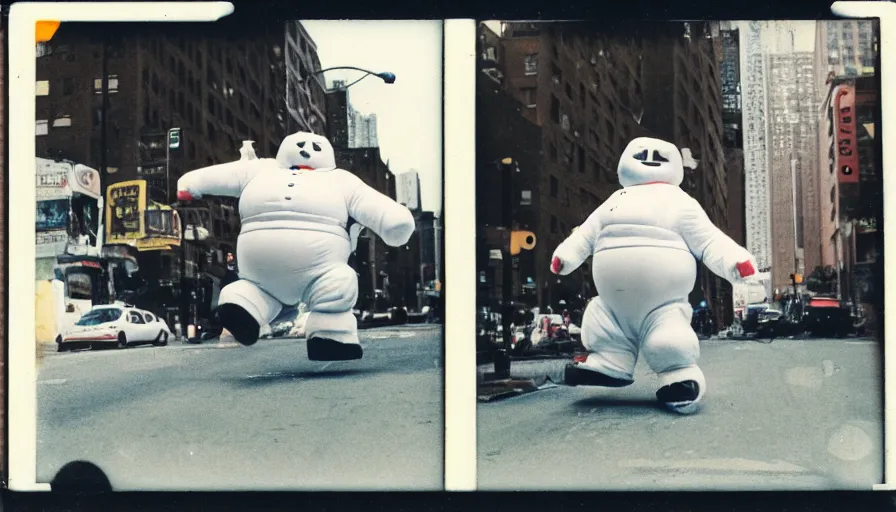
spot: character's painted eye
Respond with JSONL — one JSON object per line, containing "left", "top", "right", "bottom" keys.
{"left": 633, "top": 149, "right": 648, "bottom": 161}
{"left": 296, "top": 141, "right": 306, "bottom": 148}
{"left": 653, "top": 151, "right": 669, "bottom": 163}
{"left": 312, "top": 142, "right": 322, "bottom": 152}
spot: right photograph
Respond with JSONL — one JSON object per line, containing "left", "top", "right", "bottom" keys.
{"left": 475, "top": 20, "right": 883, "bottom": 490}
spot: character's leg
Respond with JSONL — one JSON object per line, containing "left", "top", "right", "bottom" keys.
{"left": 214, "top": 279, "right": 283, "bottom": 346}
{"left": 303, "top": 264, "right": 361, "bottom": 361}
{"left": 640, "top": 302, "right": 706, "bottom": 415}
{"left": 564, "top": 297, "right": 638, "bottom": 387}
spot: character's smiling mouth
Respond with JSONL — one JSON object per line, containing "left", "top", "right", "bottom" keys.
{"left": 291, "top": 165, "right": 315, "bottom": 171}
{"left": 640, "top": 162, "right": 662, "bottom": 167}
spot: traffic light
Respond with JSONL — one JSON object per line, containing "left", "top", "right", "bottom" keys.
{"left": 510, "top": 230, "right": 536, "bottom": 256}
{"left": 790, "top": 273, "right": 803, "bottom": 284}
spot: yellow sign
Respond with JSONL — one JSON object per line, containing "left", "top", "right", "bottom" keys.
{"left": 136, "top": 238, "right": 175, "bottom": 251}
{"left": 106, "top": 180, "right": 147, "bottom": 243}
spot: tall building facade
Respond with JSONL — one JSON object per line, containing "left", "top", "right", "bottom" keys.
{"left": 818, "top": 20, "right": 876, "bottom": 77}
{"left": 351, "top": 111, "right": 378, "bottom": 147}
{"left": 284, "top": 21, "right": 327, "bottom": 134}
{"left": 740, "top": 21, "right": 773, "bottom": 288}
{"left": 718, "top": 24, "right": 746, "bottom": 253}
{"left": 765, "top": 52, "right": 819, "bottom": 290}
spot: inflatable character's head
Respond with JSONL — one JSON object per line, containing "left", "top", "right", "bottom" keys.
{"left": 276, "top": 131, "right": 336, "bottom": 171}
{"left": 617, "top": 137, "right": 684, "bottom": 188}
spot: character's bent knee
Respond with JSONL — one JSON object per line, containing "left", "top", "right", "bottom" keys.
{"left": 308, "top": 266, "right": 359, "bottom": 312}
{"left": 642, "top": 334, "right": 698, "bottom": 369}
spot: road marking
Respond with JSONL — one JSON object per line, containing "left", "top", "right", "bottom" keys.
{"left": 846, "top": 341, "right": 875, "bottom": 345}
{"left": 320, "top": 362, "right": 333, "bottom": 371}
{"left": 618, "top": 458, "right": 809, "bottom": 474}
{"left": 38, "top": 379, "right": 67, "bottom": 385}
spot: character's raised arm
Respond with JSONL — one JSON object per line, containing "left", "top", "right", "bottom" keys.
{"left": 177, "top": 158, "right": 276, "bottom": 199}
{"left": 550, "top": 204, "right": 604, "bottom": 276}
{"left": 342, "top": 171, "right": 416, "bottom": 247}
{"left": 679, "top": 195, "right": 757, "bottom": 283}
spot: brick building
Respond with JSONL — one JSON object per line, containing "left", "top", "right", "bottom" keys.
{"left": 479, "top": 22, "right": 541, "bottom": 126}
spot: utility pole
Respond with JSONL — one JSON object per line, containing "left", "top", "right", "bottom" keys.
{"left": 99, "top": 35, "right": 109, "bottom": 247}
{"left": 494, "top": 158, "right": 516, "bottom": 379}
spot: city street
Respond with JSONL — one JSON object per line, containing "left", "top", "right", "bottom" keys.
{"left": 477, "top": 337, "right": 882, "bottom": 491}
{"left": 36, "top": 325, "right": 443, "bottom": 491}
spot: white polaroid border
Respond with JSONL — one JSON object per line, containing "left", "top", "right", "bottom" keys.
{"left": 830, "top": 0, "right": 896, "bottom": 492}
{"left": 443, "top": 19, "right": 477, "bottom": 491}
{"left": 7, "top": 1, "right": 235, "bottom": 492}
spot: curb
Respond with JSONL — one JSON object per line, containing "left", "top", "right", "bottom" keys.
{"left": 477, "top": 376, "right": 560, "bottom": 402}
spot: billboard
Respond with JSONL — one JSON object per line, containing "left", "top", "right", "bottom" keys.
{"left": 106, "top": 180, "right": 147, "bottom": 243}
{"left": 834, "top": 85, "right": 859, "bottom": 185}
{"left": 36, "top": 158, "right": 72, "bottom": 201}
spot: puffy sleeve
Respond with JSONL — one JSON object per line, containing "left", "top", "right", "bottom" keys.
{"left": 678, "top": 195, "right": 755, "bottom": 283}
{"left": 550, "top": 204, "right": 604, "bottom": 276}
{"left": 177, "top": 158, "right": 276, "bottom": 198}
{"left": 342, "top": 171, "right": 416, "bottom": 247}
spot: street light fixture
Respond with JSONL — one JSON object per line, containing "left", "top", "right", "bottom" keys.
{"left": 304, "top": 66, "right": 396, "bottom": 90}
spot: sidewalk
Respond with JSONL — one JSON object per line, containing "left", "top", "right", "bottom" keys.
{"left": 477, "top": 357, "right": 569, "bottom": 402}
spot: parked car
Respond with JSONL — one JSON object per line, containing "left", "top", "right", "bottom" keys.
{"left": 56, "top": 304, "right": 171, "bottom": 352}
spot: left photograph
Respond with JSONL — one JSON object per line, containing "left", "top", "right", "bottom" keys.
{"left": 30, "top": 19, "right": 444, "bottom": 490}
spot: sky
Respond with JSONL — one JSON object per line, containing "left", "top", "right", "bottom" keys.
{"left": 301, "top": 21, "right": 443, "bottom": 215}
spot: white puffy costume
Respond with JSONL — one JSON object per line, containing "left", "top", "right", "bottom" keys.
{"left": 550, "top": 137, "right": 758, "bottom": 414}
{"left": 177, "top": 132, "right": 416, "bottom": 361}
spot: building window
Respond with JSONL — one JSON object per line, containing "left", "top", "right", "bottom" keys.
{"left": 36, "top": 120, "right": 49, "bottom": 136}
{"left": 521, "top": 87, "right": 536, "bottom": 108}
{"left": 565, "top": 82, "right": 572, "bottom": 99}
{"left": 36, "top": 80, "right": 50, "bottom": 96}
{"left": 577, "top": 145, "right": 585, "bottom": 173}
{"left": 521, "top": 190, "right": 532, "bottom": 206}
{"left": 550, "top": 176, "right": 559, "bottom": 197}
{"left": 524, "top": 53, "right": 537, "bottom": 75}
{"left": 62, "top": 77, "right": 74, "bottom": 95}
{"left": 551, "top": 95, "right": 560, "bottom": 123}
{"left": 94, "top": 75, "right": 119, "bottom": 94}
{"left": 52, "top": 116, "right": 72, "bottom": 128}
{"left": 549, "top": 142, "right": 557, "bottom": 161}
{"left": 551, "top": 215, "right": 559, "bottom": 233}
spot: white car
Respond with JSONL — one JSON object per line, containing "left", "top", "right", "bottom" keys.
{"left": 57, "top": 304, "right": 172, "bottom": 352}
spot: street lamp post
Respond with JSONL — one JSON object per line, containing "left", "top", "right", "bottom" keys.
{"left": 305, "top": 66, "right": 396, "bottom": 90}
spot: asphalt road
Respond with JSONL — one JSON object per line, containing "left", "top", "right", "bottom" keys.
{"left": 36, "top": 325, "right": 443, "bottom": 491}
{"left": 477, "top": 337, "right": 883, "bottom": 491}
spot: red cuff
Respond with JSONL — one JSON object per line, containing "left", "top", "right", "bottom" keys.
{"left": 551, "top": 256, "right": 562, "bottom": 274}
{"left": 736, "top": 260, "right": 755, "bottom": 278}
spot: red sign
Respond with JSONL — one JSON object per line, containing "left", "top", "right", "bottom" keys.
{"left": 834, "top": 85, "right": 859, "bottom": 185}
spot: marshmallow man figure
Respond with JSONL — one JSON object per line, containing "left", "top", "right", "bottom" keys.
{"left": 550, "top": 137, "right": 757, "bottom": 414}
{"left": 177, "top": 132, "right": 416, "bottom": 361}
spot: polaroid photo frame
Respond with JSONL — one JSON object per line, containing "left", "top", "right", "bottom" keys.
{"left": 9, "top": 2, "right": 460, "bottom": 491}
{"left": 468, "top": 3, "right": 894, "bottom": 493}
